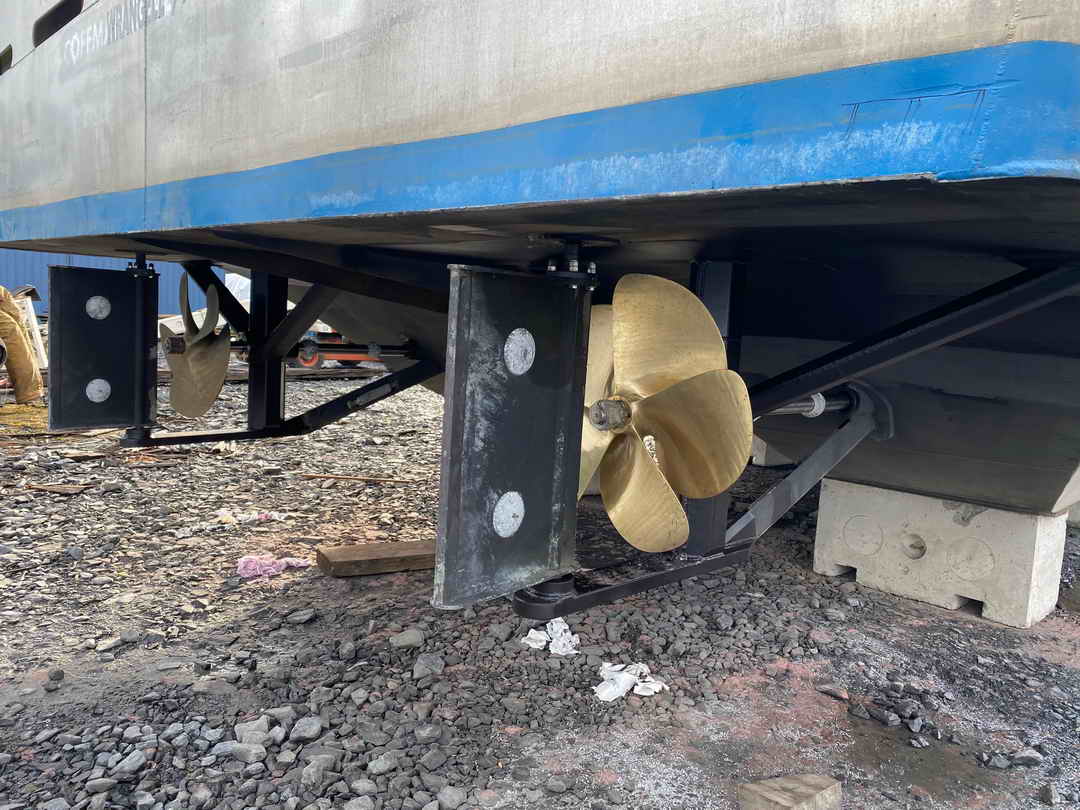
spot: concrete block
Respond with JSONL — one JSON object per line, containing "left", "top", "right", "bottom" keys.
{"left": 1068, "top": 504, "right": 1080, "bottom": 528}
{"left": 814, "top": 480, "right": 1066, "bottom": 628}
{"left": 752, "top": 436, "right": 793, "bottom": 467}
{"left": 737, "top": 773, "right": 841, "bottom": 809}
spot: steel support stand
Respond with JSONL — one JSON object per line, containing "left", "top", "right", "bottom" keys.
{"left": 433, "top": 259, "right": 594, "bottom": 608}
{"left": 122, "top": 254, "right": 159, "bottom": 444}
{"left": 684, "top": 260, "right": 745, "bottom": 556}
{"left": 246, "top": 271, "right": 289, "bottom": 431}
{"left": 512, "top": 382, "right": 892, "bottom": 620}
{"left": 119, "top": 359, "right": 442, "bottom": 447}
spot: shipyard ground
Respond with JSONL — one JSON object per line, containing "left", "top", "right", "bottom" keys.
{"left": 1, "top": 380, "right": 1079, "bottom": 810}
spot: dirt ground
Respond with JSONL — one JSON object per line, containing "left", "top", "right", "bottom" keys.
{"left": 1, "top": 379, "right": 1078, "bottom": 810}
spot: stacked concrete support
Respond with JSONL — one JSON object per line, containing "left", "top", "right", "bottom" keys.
{"left": 814, "top": 479, "right": 1066, "bottom": 628}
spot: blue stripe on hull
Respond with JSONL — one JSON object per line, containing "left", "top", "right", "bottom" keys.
{"left": 3, "top": 41, "right": 1080, "bottom": 242}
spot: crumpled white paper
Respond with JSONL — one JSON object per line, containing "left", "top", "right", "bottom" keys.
{"left": 519, "top": 617, "right": 580, "bottom": 656}
{"left": 593, "top": 662, "right": 668, "bottom": 702}
{"left": 520, "top": 629, "right": 549, "bottom": 650}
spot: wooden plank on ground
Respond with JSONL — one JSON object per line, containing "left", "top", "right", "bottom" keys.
{"left": 317, "top": 540, "right": 435, "bottom": 577}
{"left": 737, "top": 774, "right": 841, "bottom": 810}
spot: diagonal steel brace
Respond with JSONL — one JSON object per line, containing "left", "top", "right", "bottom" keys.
{"left": 511, "top": 382, "right": 891, "bottom": 620}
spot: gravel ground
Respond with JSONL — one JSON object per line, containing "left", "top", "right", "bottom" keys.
{"left": 1, "top": 378, "right": 1079, "bottom": 810}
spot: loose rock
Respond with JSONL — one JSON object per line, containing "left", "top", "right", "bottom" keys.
{"left": 390, "top": 628, "right": 425, "bottom": 648}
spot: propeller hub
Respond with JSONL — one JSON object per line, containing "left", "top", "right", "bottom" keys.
{"left": 588, "top": 398, "right": 632, "bottom": 432}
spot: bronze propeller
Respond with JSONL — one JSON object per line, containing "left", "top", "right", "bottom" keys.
{"left": 578, "top": 274, "right": 753, "bottom": 552}
{"left": 159, "top": 273, "right": 232, "bottom": 418}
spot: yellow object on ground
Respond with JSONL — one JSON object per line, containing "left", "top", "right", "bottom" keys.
{"left": 0, "top": 285, "right": 43, "bottom": 404}
{"left": 0, "top": 403, "right": 47, "bottom": 433}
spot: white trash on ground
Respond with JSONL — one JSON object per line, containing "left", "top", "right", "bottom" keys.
{"left": 216, "top": 509, "right": 289, "bottom": 525}
{"left": 236, "top": 554, "right": 311, "bottom": 578}
{"left": 520, "top": 628, "right": 550, "bottom": 650}
{"left": 593, "top": 662, "right": 669, "bottom": 702}
{"left": 518, "top": 617, "right": 580, "bottom": 655}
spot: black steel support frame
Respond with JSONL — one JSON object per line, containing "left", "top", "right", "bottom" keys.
{"left": 49, "top": 257, "right": 159, "bottom": 433}
{"left": 433, "top": 262, "right": 594, "bottom": 607}
{"left": 512, "top": 260, "right": 1080, "bottom": 620}
{"left": 246, "top": 271, "right": 289, "bottom": 431}
{"left": 120, "top": 358, "right": 441, "bottom": 447}
{"left": 122, "top": 261, "right": 432, "bottom": 448}
{"left": 136, "top": 237, "right": 451, "bottom": 313}
{"left": 684, "top": 260, "right": 746, "bottom": 556}
{"left": 511, "top": 382, "right": 891, "bottom": 620}
{"left": 749, "top": 263, "right": 1080, "bottom": 415}
{"left": 129, "top": 254, "right": 157, "bottom": 437}
{"left": 82, "top": 248, "right": 1080, "bottom": 612}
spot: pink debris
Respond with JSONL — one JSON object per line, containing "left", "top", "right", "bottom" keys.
{"left": 236, "top": 554, "right": 311, "bottom": 579}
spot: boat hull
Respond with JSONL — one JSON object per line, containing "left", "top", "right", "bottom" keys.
{"left": 3, "top": 0, "right": 1080, "bottom": 514}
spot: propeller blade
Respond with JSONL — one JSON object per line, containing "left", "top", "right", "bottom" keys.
{"left": 598, "top": 428, "right": 689, "bottom": 552}
{"left": 179, "top": 273, "right": 199, "bottom": 337}
{"left": 578, "top": 305, "right": 616, "bottom": 498}
{"left": 166, "top": 323, "right": 232, "bottom": 418}
{"left": 578, "top": 418, "right": 614, "bottom": 499}
{"left": 167, "top": 273, "right": 233, "bottom": 418}
{"left": 585, "top": 305, "right": 613, "bottom": 406}
{"left": 612, "top": 274, "right": 728, "bottom": 400}
{"left": 633, "top": 369, "right": 753, "bottom": 499}
{"left": 197, "top": 285, "right": 221, "bottom": 343}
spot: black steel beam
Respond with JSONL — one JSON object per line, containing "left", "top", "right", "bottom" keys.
{"left": 690, "top": 259, "right": 746, "bottom": 369}
{"left": 247, "top": 271, "right": 289, "bottom": 431}
{"left": 512, "top": 546, "right": 754, "bottom": 620}
{"left": 120, "top": 427, "right": 285, "bottom": 447}
{"left": 280, "top": 357, "right": 440, "bottom": 434}
{"left": 209, "top": 231, "right": 348, "bottom": 269}
{"left": 181, "top": 260, "right": 250, "bottom": 335}
{"left": 120, "top": 361, "right": 441, "bottom": 446}
{"left": 130, "top": 255, "right": 157, "bottom": 434}
{"left": 683, "top": 259, "right": 744, "bottom": 556}
{"left": 210, "top": 231, "right": 454, "bottom": 294}
{"left": 727, "top": 388, "right": 879, "bottom": 545}
{"left": 265, "top": 285, "right": 340, "bottom": 357}
{"left": 134, "top": 238, "right": 450, "bottom": 313}
{"left": 750, "top": 263, "right": 1080, "bottom": 415}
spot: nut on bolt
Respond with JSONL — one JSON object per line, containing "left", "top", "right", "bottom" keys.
{"left": 588, "top": 398, "right": 632, "bottom": 431}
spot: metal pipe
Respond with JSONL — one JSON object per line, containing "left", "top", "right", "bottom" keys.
{"left": 759, "top": 390, "right": 853, "bottom": 418}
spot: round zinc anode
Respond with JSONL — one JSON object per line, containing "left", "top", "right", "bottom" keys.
{"left": 503, "top": 328, "right": 536, "bottom": 376}
{"left": 492, "top": 491, "right": 525, "bottom": 538}
{"left": 85, "top": 378, "right": 112, "bottom": 403}
{"left": 85, "top": 295, "right": 112, "bottom": 320}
